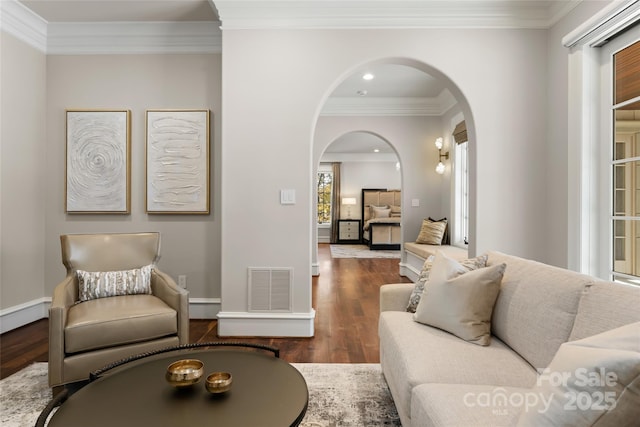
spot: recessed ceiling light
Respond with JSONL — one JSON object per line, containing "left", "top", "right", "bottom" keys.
{"left": 374, "top": 149, "right": 380, "bottom": 153}
{"left": 362, "top": 73, "right": 375, "bottom": 81}
{"left": 357, "top": 90, "right": 368, "bottom": 96}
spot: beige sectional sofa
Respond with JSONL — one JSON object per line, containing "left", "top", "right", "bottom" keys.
{"left": 379, "top": 251, "right": 640, "bottom": 427}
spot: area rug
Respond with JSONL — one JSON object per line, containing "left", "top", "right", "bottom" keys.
{"left": 0, "top": 362, "right": 400, "bottom": 427}
{"left": 330, "top": 244, "right": 400, "bottom": 259}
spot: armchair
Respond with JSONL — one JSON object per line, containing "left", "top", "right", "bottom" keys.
{"left": 48, "top": 232, "right": 189, "bottom": 388}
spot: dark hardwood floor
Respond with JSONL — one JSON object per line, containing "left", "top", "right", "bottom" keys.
{"left": 0, "top": 243, "right": 412, "bottom": 380}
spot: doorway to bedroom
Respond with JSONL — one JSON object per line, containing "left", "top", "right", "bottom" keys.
{"left": 318, "top": 131, "right": 401, "bottom": 259}
{"left": 312, "top": 60, "right": 471, "bottom": 273}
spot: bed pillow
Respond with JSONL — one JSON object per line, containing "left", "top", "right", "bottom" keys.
{"left": 371, "top": 206, "right": 391, "bottom": 219}
{"left": 368, "top": 205, "right": 387, "bottom": 219}
{"left": 415, "top": 218, "right": 447, "bottom": 245}
{"left": 406, "top": 252, "right": 488, "bottom": 313}
{"left": 414, "top": 254, "right": 506, "bottom": 346}
{"left": 517, "top": 322, "right": 640, "bottom": 426}
{"left": 390, "top": 205, "right": 401, "bottom": 217}
{"left": 77, "top": 264, "right": 153, "bottom": 302}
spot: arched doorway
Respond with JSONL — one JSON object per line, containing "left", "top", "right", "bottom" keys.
{"left": 317, "top": 131, "right": 400, "bottom": 248}
{"left": 311, "top": 59, "right": 476, "bottom": 275}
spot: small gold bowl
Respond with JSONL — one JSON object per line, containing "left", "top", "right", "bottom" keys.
{"left": 165, "top": 359, "right": 204, "bottom": 387}
{"left": 205, "top": 372, "right": 232, "bottom": 394}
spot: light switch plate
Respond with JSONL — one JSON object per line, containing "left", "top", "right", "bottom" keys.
{"left": 411, "top": 199, "right": 420, "bottom": 207}
{"left": 281, "top": 189, "right": 296, "bottom": 205}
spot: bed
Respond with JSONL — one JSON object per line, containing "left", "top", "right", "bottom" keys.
{"left": 361, "top": 188, "right": 402, "bottom": 250}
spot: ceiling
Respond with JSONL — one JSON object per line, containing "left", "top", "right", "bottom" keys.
{"left": 13, "top": 0, "right": 580, "bottom": 155}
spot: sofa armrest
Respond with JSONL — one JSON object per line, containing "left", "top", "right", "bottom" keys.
{"left": 48, "top": 275, "right": 77, "bottom": 386}
{"left": 151, "top": 269, "right": 189, "bottom": 344}
{"left": 380, "top": 283, "right": 415, "bottom": 312}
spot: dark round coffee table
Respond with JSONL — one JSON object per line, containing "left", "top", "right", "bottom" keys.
{"left": 46, "top": 347, "right": 308, "bottom": 427}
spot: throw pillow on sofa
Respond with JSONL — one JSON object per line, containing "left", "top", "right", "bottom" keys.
{"left": 413, "top": 251, "right": 506, "bottom": 346}
{"left": 517, "top": 321, "right": 640, "bottom": 427}
{"left": 406, "top": 252, "right": 488, "bottom": 313}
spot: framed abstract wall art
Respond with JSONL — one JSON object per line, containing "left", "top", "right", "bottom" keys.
{"left": 146, "top": 109, "right": 210, "bottom": 214}
{"left": 65, "top": 110, "right": 131, "bottom": 213}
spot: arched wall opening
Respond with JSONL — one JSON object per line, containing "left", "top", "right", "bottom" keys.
{"left": 311, "top": 57, "right": 476, "bottom": 276}
{"left": 316, "top": 130, "right": 401, "bottom": 248}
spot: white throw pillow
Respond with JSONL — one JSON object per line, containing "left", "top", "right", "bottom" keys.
{"left": 413, "top": 251, "right": 505, "bottom": 346}
{"left": 517, "top": 322, "right": 640, "bottom": 427}
{"left": 406, "top": 252, "right": 488, "bottom": 313}
{"left": 77, "top": 264, "right": 153, "bottom": 302}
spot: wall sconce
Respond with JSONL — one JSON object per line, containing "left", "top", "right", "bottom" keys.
{"left": 341, "top": 197, "right": 357, "bottom": 218}
{"left": 434, "top": 137, "right": 449, "bottom": 174}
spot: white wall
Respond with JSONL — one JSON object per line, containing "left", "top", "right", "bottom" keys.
{"left": 0, "top": 32, "right": 47, "bottom": 327}
{"left": 219, "top": 27, "right": 550, "bottom": 335}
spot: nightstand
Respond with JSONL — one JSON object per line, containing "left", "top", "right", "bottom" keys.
{"left": 338, "top": 219, "right": 361, "bottom": 243}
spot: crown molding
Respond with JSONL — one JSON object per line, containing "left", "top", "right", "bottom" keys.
{"left": 215, "top": 0, "right": 583, "bottom": 30}
{"left": 320, "top": 153, "right": 398, "bottom": 162}
{"left": 47, "top": 22, "right": 222, "bottom": 54}
{"left": 0, "top": 0, "right": 222, "bottom": 54}
{"left": 0, "top": 0, "right": 48, "bottom": 52}
{"left": 321, "top": 90, "right": 456, "bottom": 117}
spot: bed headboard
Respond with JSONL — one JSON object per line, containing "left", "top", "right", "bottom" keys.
{"left": 361, "top": 188, "right": 401, "bottom": 222}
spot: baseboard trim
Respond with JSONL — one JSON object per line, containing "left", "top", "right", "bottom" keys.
{"left": 399, "top": 262, "right": 419, "bottom": 283}
{"left": 0, "top": 298, "right": 50, "bottom": 334}
{"left": 0, "top": 297, "right": 222, "bottom": 334}
{"left": 216, "top": 310, "right": 316, "bottom": 337}
{"left": 188, "top": 298, "right": 221, "bottom": 319}
{"left": 311, "top": 262, "right": 320, "bottom": 276}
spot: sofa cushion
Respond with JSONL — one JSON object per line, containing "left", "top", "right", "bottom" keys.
{"left": 404, "top": 242, "right": 468, "bottom": 261}
{"left": 379, "top": 311, "right": 537, "bottom": 423}
{"left": 412, "top": 384, "right": 525, "bottom": 427}
{"left": 487, "top": 251, "right": 592, "bottom": 369}
{"left": 517, "top": 322, "right": 640, "bottom": 427}
{"left": 569, "top": 280, "right": 640, "bottom": 341}
{"left": 414, "top": 253, "right": 506, "bottom": 346}
{"left": 65, "top": 294, "right": 177, "bottom": 354}
{"left": 77, "top": 265, "right": 153, "bottom": 302}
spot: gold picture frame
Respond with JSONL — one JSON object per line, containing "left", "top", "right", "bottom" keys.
{"left": 65, "top": 109, "right": 131, "bottom": 214}
{"left": 145, "top": 109, "right": 211, "bottom": 214}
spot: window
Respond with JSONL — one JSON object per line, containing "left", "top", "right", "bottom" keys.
{"left": 611, "top": 40, "right": 640, "bottom": 284}
{"left": 566, "top": 3, "right": 640, "bottom": 279}
{"left": 317, "top": 171, "right": 333, "bottom": 224}
{"left": 454, "top": 141, "right": 469, "bottom": 246}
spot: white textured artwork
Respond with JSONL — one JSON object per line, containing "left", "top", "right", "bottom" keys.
{"left": 146, "top": 110, "right": 210, "bottom": 213}
{"left": 66, "top": 110, "right": 130, "bottom": 213}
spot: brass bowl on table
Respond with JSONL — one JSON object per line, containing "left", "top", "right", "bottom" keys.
{"left": 165, "top": 359, "right": 204, "bottom": 387}
{"left": 205, "top": 372, "right": 233, "bottom": 394}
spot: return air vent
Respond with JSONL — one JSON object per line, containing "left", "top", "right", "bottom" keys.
{"left": 248, "top": 267, "right": 293, "bottom": 312}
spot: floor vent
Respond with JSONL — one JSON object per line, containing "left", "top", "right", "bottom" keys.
{"left": 248, "top": 268, "right": 293, "bottom": 312}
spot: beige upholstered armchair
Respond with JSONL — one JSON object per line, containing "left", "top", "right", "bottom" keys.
{"left": 49, "top": 232, "right": 189, "bottom": 388}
